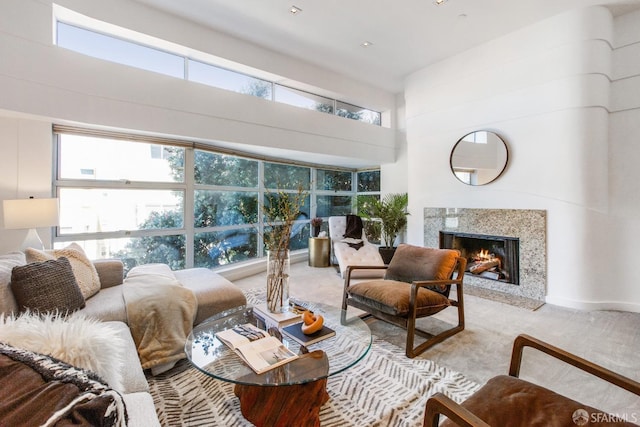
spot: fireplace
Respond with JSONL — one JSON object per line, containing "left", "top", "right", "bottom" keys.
{"left": 425, "top": 208, "right": 546, "bottom": 302}
{"left": 439, "top": 231, "right": 519, "bottom": 286}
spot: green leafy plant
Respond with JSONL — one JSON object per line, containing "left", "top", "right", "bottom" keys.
{"left": 358, "top": 193, "right": 409, "bottom": 249}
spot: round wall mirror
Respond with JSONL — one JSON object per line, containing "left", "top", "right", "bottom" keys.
{"left": 450, "top": 131, "right": 509, "bottom": 186}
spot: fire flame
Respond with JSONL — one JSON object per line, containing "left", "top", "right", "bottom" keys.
{"left": 476, "top": 249, "right": 493, "bottom": 261}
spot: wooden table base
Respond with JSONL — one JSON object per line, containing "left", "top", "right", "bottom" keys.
{"left": 234, "top": 378, "right": 329, "bottom": 427}
{"left": 233, "top": 350, "right": 330, "bottom": 427}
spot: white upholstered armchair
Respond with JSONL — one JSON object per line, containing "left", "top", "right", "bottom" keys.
{"left": 328, "top": 215, "right": 385, "bottom": 279}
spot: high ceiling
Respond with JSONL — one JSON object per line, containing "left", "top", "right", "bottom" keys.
{"left": 134, "top": 0, "right": 640, "bottom": 93}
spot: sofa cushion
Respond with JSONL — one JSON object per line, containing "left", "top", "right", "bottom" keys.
{"left": 92, "top": 259, "right": 125, "bottom": 289}
{"left": 0, "top": 252, "right": 25, "bottom": 315}
{"left": 26, "top": 243, "right": 101, "bottom": 299}
{"left": 81, "top": 285, "right": 128, "bottom": 323}
{"left": 11, "top": 257, "right": 85, "bottom": 314}
{"left": 174, "top": 268, "right": 247, "bottom": 325}
{"left": 122, "top": 392, "right": 160, "bottom": 427}
{"left": 105, "top": 321, "right": 149, "bottom": 394}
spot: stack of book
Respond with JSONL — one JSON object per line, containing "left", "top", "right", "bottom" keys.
{"left": 252, "top": 302, "right": 336, "bottom": 347}
{"left": 281, "top": 322, "right": 335, "bottom": 346}
{"left": 252, "top": 303, "right": 302, "bottom": 329}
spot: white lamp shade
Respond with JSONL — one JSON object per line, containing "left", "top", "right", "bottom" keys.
{"left": 3, "top": 198, "right": 60, "bottom": 229}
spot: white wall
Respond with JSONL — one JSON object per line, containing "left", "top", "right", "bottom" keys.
{"left": 0, "top": 0, "right": 398, "bottom": 253}
{"left": 0, "top": 0, "right": 396, "bottom": 167}
{"left": 404, "top": 6, "right": 640, "bottom": 312}
{"left": 0, "top": 116, "right": 54, "bottom": 252}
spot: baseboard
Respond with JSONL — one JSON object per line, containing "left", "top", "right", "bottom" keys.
{"left": 215, "top": 250, "right": 308, "bottom": 282}
{"left": 544, "top": 295, "right": 640, "bottom": 313}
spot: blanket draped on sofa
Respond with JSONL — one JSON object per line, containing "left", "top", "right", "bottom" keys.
{"left": 0, "top": 342, "right": 127, "bottom": 426}
{"left": 122, "top": 264, "right": 197, "bottom": 373}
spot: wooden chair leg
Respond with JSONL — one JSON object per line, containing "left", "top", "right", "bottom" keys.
{"left": 406, "top": 302, "right": 465, "bottom": 358}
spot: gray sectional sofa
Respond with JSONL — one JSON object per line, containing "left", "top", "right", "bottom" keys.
{"left": 0, "top": 252, "right": 247, "bottom": 426}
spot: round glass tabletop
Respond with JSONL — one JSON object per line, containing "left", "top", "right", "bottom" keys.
{"left": 185, "top": 302, "right": 372, "bottom": 386}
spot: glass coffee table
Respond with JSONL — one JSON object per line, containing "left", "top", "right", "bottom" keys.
{"left": 185, "top": 301, "right": 372, "bottom": 426}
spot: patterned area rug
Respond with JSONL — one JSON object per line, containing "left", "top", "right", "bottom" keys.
{"left": 147, "top": 290, "right": 480, "bottom": 426}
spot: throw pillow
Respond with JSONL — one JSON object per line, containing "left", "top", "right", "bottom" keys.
{"left": 0, "top": 312, "right": 125, "bottom": 391}
{"left": 26, "top": 242, "right": 101, "bottom": 299}
{"left": 10, "top": 257, "right": 85, "bottom": 314}
{"left": 0, "top": 252, "right": 25, "bottom": 314}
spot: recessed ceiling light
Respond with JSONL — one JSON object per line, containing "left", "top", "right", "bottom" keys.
{"left": 434, "top": 0, "right": 447, "bottom": 5}
{"left": 290, "top": 5, "right": 302, "bottom": 14}
{"left": 361, "top": 41, "right": 373, "bottom": 47}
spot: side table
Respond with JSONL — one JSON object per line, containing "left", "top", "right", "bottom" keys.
{"left": 308, "top": 237, "right": 331, "bottom": 267}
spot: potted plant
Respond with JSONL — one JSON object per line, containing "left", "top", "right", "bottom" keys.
{"left": 358, "top": 193, "right": 409, "bottom": 264}
{"left": 310, "top": 217, "right": 323, "bottom": 237}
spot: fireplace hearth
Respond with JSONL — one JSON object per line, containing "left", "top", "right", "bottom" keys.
{"left": 440, "top": 231, "right": 519, "bottom": 286}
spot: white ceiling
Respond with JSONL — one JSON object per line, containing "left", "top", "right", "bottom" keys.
{"left": 133, "top": 0, "right": 640, "bottom": 93}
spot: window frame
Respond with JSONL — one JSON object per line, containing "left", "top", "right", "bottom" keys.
{"left": 53, "top": 129, "right": 379, "bottom": 270}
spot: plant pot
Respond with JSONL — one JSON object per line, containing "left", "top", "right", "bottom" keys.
{"left": 266, "top": 249, "right": 290, "bottom": 313}
{"left": 379, "top": 247, "right": 396, "bottom": 265}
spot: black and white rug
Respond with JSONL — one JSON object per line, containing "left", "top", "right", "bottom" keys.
{"left": 147, "top": 290, "right": 480, "bottom": 426}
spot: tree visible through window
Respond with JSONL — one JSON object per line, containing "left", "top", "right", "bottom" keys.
{"left": 54, "top": 133, "right": 379, "bottom": 269}
{"left": 54, "top": 132, "right": 378, "bottom": 270}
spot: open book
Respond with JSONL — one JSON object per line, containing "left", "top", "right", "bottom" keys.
{"left": 215, "top": 323, "right": 298, "bottom": 374}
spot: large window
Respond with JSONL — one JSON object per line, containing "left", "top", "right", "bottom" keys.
{"left": 54, "top": 130, "right": 378, "bottom": 270}
{"left": 55, "top": 15, "right": 381, "bottom": 126}
{"left": 356, "top": 170, "right": 382, "bottom": 244}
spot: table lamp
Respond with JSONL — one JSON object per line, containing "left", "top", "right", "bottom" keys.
{"left": 2, "top": 197, "right": 60, "bottom": 250}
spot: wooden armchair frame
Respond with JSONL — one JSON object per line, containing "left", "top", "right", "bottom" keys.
{"left": 424, "top": 334, "right": 640, "bottom": 426}
{"left": 341, "top": 256, "right": 467, "bottom": 358}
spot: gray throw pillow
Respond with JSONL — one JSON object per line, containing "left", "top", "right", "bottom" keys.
{"left": 10, "top": 257, "right": 85, "bottom": 314}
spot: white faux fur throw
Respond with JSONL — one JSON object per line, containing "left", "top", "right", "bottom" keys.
{"left": 122, "top": 264, "right": 197, "bottom": 373}
{"left": 0, "top": 312, "right": 125, "bottom": 391}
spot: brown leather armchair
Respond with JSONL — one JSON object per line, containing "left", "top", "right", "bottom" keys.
{"left": 341, "top": 243, "right": 466, "bottom": 358}
{"left": 424, "top": 334, "right": 640, "bottom": 427}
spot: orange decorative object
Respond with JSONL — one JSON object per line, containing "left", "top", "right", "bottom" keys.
{"left": 301, "top": 310, "right": 324, "bottom": 335}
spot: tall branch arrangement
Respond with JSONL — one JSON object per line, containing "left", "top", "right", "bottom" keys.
{"left": 262, "top": 185, "right": 307, "bottom": 311}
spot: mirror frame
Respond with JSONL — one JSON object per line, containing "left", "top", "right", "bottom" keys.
{"left": 449, "top": 130, "right": 509, "bottom": 186}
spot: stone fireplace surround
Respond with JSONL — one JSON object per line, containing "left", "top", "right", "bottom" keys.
{"left": 424, "top": 208, "right": 546, "bottom": 302}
